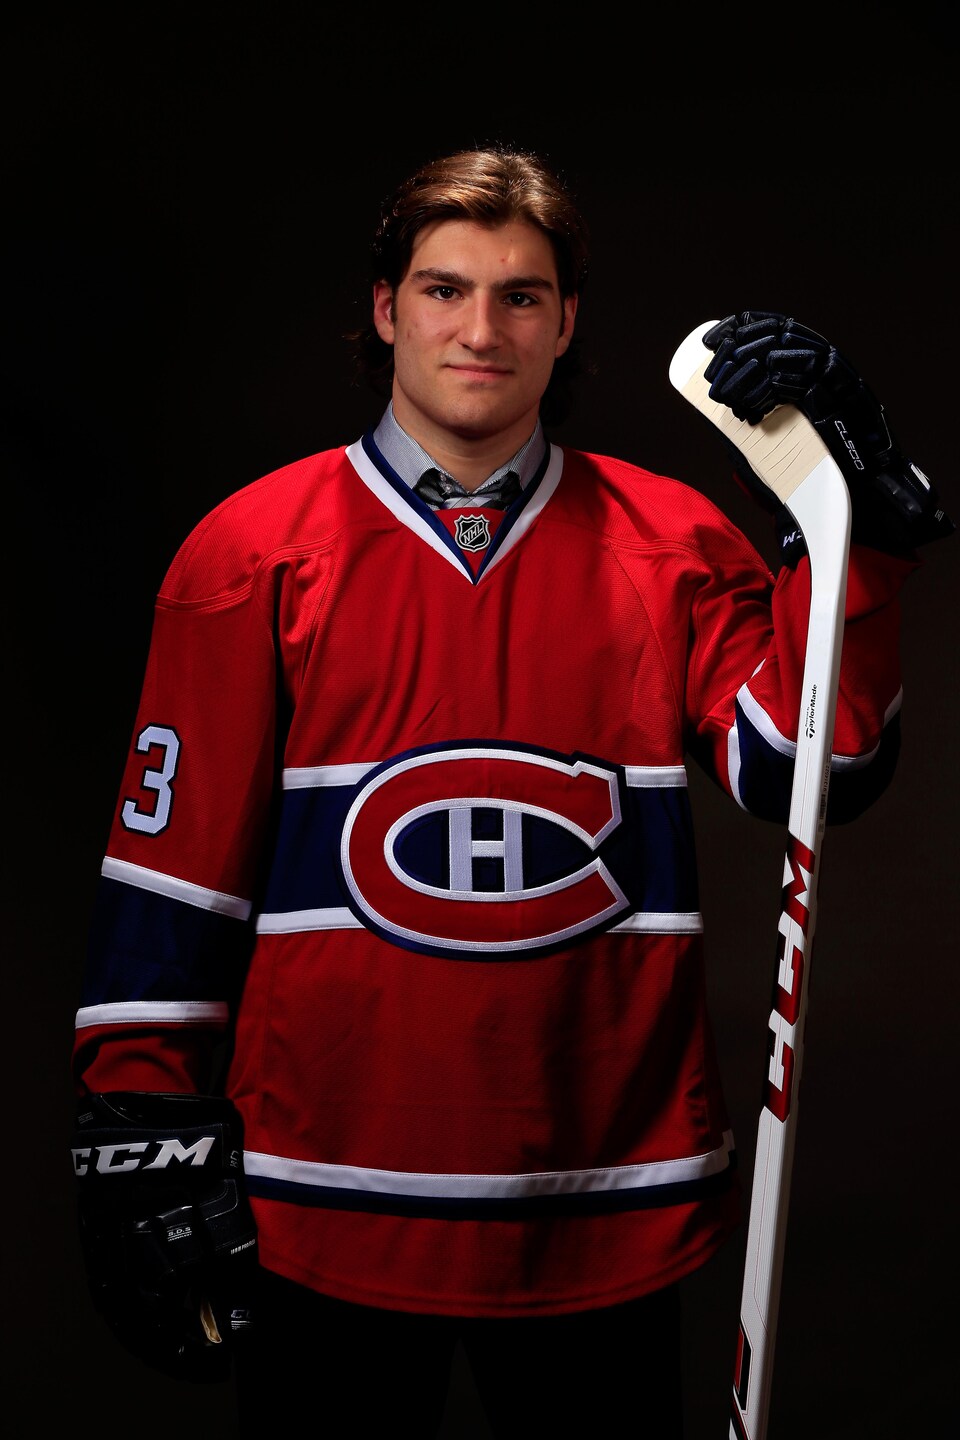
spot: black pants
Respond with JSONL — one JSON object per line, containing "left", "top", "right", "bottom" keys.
{"left": 234, "top": 1268, "right": 684, "bottom": 1437}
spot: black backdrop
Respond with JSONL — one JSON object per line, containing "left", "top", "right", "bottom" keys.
{"left": 6, "top": 6, "right": 956, "bottom": 1436}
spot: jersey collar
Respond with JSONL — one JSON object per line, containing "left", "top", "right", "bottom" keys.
{"left": 346, "top": 430, "right": 562, "bottom": 586}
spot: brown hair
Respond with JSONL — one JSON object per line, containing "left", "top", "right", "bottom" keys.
{"left": 347, "top": 145, "right": 590, "bottom": 426}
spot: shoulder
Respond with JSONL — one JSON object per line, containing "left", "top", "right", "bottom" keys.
{"left": 557, "top": 446, "right": 763, "bottom": 559}
{"left": 158, "top": 446, "right": 355, "bottom": 602}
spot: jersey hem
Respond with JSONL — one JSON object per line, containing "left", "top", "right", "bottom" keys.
{"left": 253, "top": 1219, "right": 739, "bottom": 1319}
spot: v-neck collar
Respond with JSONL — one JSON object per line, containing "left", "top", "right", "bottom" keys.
{"left": 346, "top": 431, "right": 563, "bottom": 585}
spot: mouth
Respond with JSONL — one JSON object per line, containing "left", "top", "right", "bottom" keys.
{"left": 447, "top": 363, "right": 512, "bottom": 380}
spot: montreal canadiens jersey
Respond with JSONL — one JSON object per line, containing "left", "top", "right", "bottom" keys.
{"left": 73, "top": 431, "right": 911, "bottom": 1316}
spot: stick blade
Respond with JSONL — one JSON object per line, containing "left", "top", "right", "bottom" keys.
{"left": 668, "top": 319, "right": 721, "bottom": 393}
{"left": 669, "top": 321, "right": 843, "bottom": 508}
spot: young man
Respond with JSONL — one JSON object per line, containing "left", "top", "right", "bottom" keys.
{"left": 71, "top": 147, "right": 952, "bottom": 1436}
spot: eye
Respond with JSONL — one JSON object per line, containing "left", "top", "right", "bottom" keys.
{"left": 426, "top": 285, "right": 459, "bottom": 301}
{"left": 504, "top": 291, "right": 536, "bottom": 308}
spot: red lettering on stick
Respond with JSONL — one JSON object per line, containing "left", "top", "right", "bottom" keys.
{"left": 774, "top": 930, "right": 804, "bottom": 1026}
{"left": 782, "top": 833, "right": 815, "bottom": 933}
{"left": 767, "top": 1018, "right": 796, "bottom": 1122}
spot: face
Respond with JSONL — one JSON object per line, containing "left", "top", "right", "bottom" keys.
{"left": 373, "top": 218, "right": 577, "bottom": 465}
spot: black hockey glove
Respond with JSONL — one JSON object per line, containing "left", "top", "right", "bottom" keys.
{"left": 71, "top": 1092, "right": 258, "bottom": 1383}
{"left": 701, "top": 310, "right": 954, "bottom": 561}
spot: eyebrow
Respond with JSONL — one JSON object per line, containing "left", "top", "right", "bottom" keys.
{"left": 408, "top": 266, "right": 557, "bottom": 293}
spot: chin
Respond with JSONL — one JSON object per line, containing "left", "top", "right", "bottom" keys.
{"left": 444, "top": 398, "right": 531, "bottom": 436}
{"left": 447, "top": 415, "right": 516, "bottom": 442}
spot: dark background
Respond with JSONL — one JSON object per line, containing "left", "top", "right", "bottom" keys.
{"left": 5, "top": 5, "right": 956, "bottom": 1436}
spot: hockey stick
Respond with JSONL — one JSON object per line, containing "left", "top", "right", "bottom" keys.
{"left": 669, "top": 322, "right": 852, "bottom": 1440}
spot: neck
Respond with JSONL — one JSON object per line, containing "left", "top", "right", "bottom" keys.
{"left": 391, "top": 398, "right": 537, "bottom": 491}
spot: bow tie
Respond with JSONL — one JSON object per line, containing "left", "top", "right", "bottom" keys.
{"left": 414, "top": 468, "right": 522, "bottom": 511}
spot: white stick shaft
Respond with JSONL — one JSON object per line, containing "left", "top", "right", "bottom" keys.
{"left": 729, "top": 461, "right": 849, "bottom": 1440}
{"left": 669, "top": 324, "right": 852, "bottom": 1440}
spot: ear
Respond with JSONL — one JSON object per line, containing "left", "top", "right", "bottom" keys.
{"left": 555, "top": 294, "right": 578, "bottom": 357}
{"left": 373, "top": 281, "right": 396, "bottom": 344}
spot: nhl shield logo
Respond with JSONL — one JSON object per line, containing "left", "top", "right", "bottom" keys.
{"left": 454, "top": 511, "right": 491, "bottom": 552}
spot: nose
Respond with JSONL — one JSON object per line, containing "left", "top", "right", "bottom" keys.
{"left": 458, "top": 293, "right": 501, "bottom": 351}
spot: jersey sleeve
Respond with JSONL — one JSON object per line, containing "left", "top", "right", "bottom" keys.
{"left": 73, "top": 524, "right": 281, "bottom": 1097}
{"left": 687, "top": 532, "right": 915, "bottom": 823}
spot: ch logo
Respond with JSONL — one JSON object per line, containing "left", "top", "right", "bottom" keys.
{"left": 340, "top": 744, "right": 630, "bottom": 957}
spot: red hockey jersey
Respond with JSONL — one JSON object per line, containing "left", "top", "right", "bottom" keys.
{"left": 74, "top": 436, "right": 910, "bottom": 1315}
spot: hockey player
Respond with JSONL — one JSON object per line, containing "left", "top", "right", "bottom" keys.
{"left": 70, "top": 146, "right": 953, "bottom": 1437}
